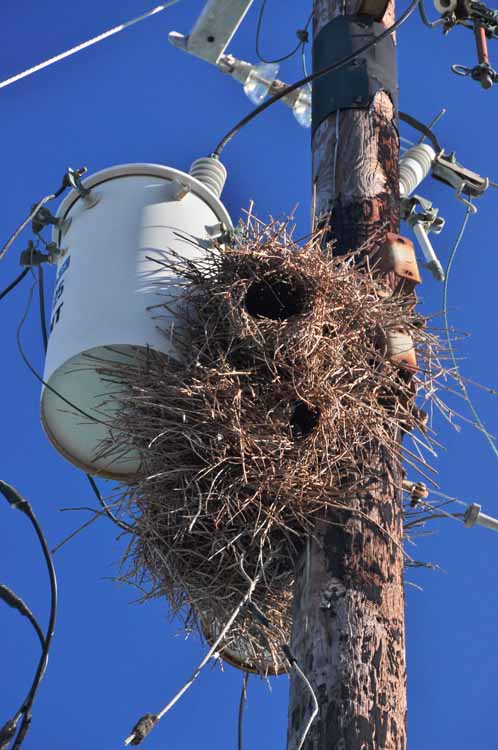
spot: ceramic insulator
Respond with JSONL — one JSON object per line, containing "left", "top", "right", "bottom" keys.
{"left": 189, "top": 157, "right": 227, "bottom": 198}
{"left": 399, "top": 143, "right": 436, "bottom": 198}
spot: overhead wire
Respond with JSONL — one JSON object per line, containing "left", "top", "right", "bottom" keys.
{"left": 0, "top": 196, "right": 58, "bottom": 262}
{"left": 124, "top": 556, "right": 264, "bottom": 746}
{"left": 255, "top": 1, "right": 312, "bottom": 64}
{"left": 0, "top": 480, "right": 57, "bottom": 750}
{"left": 212, "top": 0, "right": 422, "bottom": 157}
{"left": 442, "top": 204, "right": 498, "bottom": 461}
{"left": 0, "top": 584, "right": 45, "bottom": 648}
{"left": 237, "top": 672, "right": 249, "bottom": 750}
{"left": 34, "top": 270, "right": 133, "bottom": 535}
{"left": 0, "top": 2, "right": 180, "bottom": 91}
{"left": 0, "top": 269, "right": 29, "bottom": 302}
{"left": 418, "top": 0, "right": 446, "bottom": 28}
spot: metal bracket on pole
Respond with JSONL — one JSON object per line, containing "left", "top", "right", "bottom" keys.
{"left": 401, "top": 195, "right": 446, "bottom": 282}
{"left": 168, "top": 0, "right": 254, "bottom": 64}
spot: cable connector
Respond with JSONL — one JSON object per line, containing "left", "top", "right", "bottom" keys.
{"left": 0, "top": 479, "right": 30, "bottom": 514}
{"left": 0, "top": 718, "right": 18, "bottom": 750}
{"left": 124, "top": 714, "right": 158, "bottom": 746}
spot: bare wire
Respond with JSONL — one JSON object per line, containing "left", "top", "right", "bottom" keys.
{"left": 124, "top": 556, "right": 264, "bottom": 746}
{"left": 0, "top": 195, "right": 56, "bottom": 261}
{"left": 256, "top": 1, "right": 312, "bottom": 64}
{"left": 443, "top": 204, "right": 498, "bottom": 461}
{"left": 0, "top": 2, "right": 180, "bottom": 90}
{"left": 291, "top": 660, "right": 320, "bottom": 750}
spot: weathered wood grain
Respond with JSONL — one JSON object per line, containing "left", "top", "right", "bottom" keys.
{"left": 287, "top": 1, "right": 406, "bottom": 748}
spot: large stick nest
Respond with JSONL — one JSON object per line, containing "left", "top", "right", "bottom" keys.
{"left": 103, "top": 216, "right": 446, "bottom": 675}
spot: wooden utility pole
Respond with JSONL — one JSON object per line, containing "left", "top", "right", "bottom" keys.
{"left": 287, "top": 2, "right": 407, "bottom": 749}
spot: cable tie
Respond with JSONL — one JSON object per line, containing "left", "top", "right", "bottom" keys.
{"left": 296, "top": 29, "right": 309, "bottom": 43}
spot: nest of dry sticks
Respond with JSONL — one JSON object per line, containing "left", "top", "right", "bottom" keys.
{"left": 103, "top": 214, "right": 447, "bottom": 675}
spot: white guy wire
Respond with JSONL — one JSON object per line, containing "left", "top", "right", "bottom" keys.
{"left": 124, "top": 556, "right": 263, "bottom": 746}
{"left": 0, "top": 194, "right": 56, "bottom": 261}
{"left": 292, "top": 660, "right": 320, "bottom": 750}
{"left": 443, "top": 205, "right": 498, "bottom": 461}
{"left": 0, "top": 2, "right": 179, "bottom": 91}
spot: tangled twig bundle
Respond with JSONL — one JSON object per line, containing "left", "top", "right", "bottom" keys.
{"left": 103, "top": 214, "right": 447, "bottom": 675}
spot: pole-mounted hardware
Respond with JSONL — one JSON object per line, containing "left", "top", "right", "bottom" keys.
{"left": 432, "top": 0, "right": 498, "bottom": 87}
{"left": 401, "top": 195, "right": 446, "bottom": 281}
{"left": 464, "top": 502, "right": 498, "bottom": 531}
{"left": 402, "top": 479, "right": 429, "bottom": 506}
{"left": 65, "top": 166, "right": 100, "bottom": 209}
{"left": 432, "top": 151, "right": 488, "bottom": 207}
{"left": 169, "top": 0, "right": 254, "bottom": 64}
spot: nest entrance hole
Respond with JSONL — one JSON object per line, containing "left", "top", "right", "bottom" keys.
{"left": 291, "top": 401, "right": 320, "bottom": 440}
{"left": 244, "top": 278, "right": 306, "bottom": 320}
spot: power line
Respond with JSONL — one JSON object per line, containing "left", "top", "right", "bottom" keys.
{"left": 0, "top": 480, "right": 57, "bottom": 750}
{"left": 237, "top": 672, "right": 249, "bottom": 750}
{"left": 442, "top": 205, "right": 498, "bottom": 461}
{"left": 255, "top": 2, "right": 312, "bottom": 64}
{"left": 0, "top": 269, "right": 29, "bottom": 302}
{"left": 0, "top": 2, "right": 180, "bottom": 91}
{"left": 212, "top": 0, "right": 422, "bottom": 156}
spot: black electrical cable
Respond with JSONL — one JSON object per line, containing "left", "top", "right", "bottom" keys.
{"left": 213, "top": 0, "right": 421, "bottom": 157}
{"left": 0, "top": 480, "right": 57, "bottom": 750}
{"left": 0, "top": 269, "right": 29, "bottom": 302}
{"left": 0, "top": 584, "right": 45, "bottom": 648}
{"left": 255, "top": 1, "right": 312, "bottom": 64}
{"left": 86, "top": 474, "right": 133, "bottom": 533}
{"left": 399, "top": 111, "right": 443, "bottom": 152}
{"left": 17, "top": 281, "right": 122, "bottom": 430}
{"left": 34, "top": 273, "right": 133, "bottom": 534}
{"left": 37, "top": 266, "right": 49, "bottom": 352}
{"left": 237, "top": 672, "right": 249, "bottom": 750}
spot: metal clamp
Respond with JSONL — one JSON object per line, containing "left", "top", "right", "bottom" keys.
{"left": 451, "top": 61, "right": 498, "bottom": 88}
{"left": 65, "top": 167, "right": 100, "bottom": 209}
{"left": 432, "top": 151, "right": 489, "bottom": 200}
{"left": 401, "top": 195, "right": 446, "bottom": 282}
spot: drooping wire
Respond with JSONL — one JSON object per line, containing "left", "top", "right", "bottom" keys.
{"left": 0, "top": 2, "right": 180, "bottom": 91}
{"left": 124, "top": 556, "right": 264, "bottom": 746}
{"left": 443, "top": 204, "right": 498, "bottom": 461}
{"left": 0, "top": 269, "right": 29, "bottom": 301}
{"left": 0, "top": 196, "right": 58, "bottom": 262}
{"left": 418, "top": 0, "right": 446, "bottom": 28}
{"left": 399, "top": 111, "right": 443, "bottom": 153}
{"left": 0, "top": 480, "right": 58, "bottom": 750}
{"left": 212, "top": 0, "right": 422, "bottom": 157}
{"left": 34, "top": 270, "right": 133, "bottom": 534}
{"left": 255, "top": 1, "right": 312, "bottom": 64}
{"left": 37, "top": 266, "right": 49, "bottom": 352}
{"left": 238, "top": 672, "right": 250, "bottom": 750}
{"left": 0, "top": 584, "right": 45, "bottom": 648}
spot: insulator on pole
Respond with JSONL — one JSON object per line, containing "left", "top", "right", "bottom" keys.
{"left": 399, "top": 143, "right": 436, "bottom": 198}
{"left": 190, "top": 157, "right": 227, "bottom": 198}
{"left": 464, "top": 503, "right": 498, "bottom": 532}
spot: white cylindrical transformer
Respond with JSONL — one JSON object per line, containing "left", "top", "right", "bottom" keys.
{"left": 41, "top": 162, "right": 232, "bottom": 479}
{"left": 399, "top": 143, "right": 436, "bottom": 198}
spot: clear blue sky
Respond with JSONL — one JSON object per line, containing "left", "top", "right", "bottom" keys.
{"left": 1, "top": 2, "right": 497, "bottom": 749}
